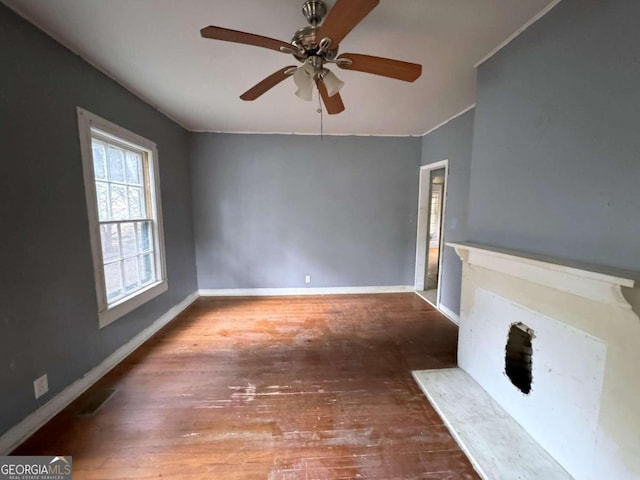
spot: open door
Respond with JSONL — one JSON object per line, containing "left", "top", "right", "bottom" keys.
{"left": 415, "top": 161, "right": 448, "bottom": 306}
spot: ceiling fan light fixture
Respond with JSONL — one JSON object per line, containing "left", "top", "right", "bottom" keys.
{"left": 295, "top": 83, "right": 314, "bottom": 101}
{"left": 322, "top": 69, "right": 344, "bottom": 97}
{"left": 293, "top": 62, "right": 314, "bottom": 86}
{"left": 201, "top": 0, "right": 421, "bottom": 114}
{"left": 293, "top": 61, "right": 316, "bottom": 101}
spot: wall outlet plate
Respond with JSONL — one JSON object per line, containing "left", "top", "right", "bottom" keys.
{"left": 305, "top": 275, "right": 311, "bottom": 284}
{"left": 34, "top": 374, "right": 48, "bottom": 399}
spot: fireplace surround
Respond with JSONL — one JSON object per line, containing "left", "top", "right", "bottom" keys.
{"left": 448, "top": 242, "right": 640, "bottom": 480}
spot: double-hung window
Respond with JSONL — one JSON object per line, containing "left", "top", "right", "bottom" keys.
{"left": 78, "top": 108, "right": 167, "bottom": 327}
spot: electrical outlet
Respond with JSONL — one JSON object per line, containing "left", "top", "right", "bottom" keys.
{"left": 305, "top": 275, "right": 311, "bottom": 284}
{"left": 34, "top": 374, "right": 48, "bottom": 399}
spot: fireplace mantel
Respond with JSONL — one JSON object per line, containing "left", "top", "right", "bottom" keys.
{"left": 447, "top": 241, "right": 639, "bottom": 311}
{"left": 444, "top": 240, "right": 640, "bottom": 480}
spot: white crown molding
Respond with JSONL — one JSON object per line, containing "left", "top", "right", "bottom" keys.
{"left": 190, "top": 130, "right": 419, "bottom": 137}
{"left": 2, "top": 3, "right": 190, "bottom": 131}
{"left": 474, "top": 0, "right": 564, "bottom": 68}
{"left": 420, "top": 104, "right": 476, "bottom": 137}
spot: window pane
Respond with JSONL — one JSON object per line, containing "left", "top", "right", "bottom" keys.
{"left": 96, "top": 182, "right": 109, "bottom": 221}
{"left": 83, "top": 112, "right": 166, "bottom": 320}
{"left": 121, "top": 222, "right": 137, "bottom": 257}
{"left": 108, "top": 146, "right": 126, "bottom": 183}
{"left": 128, "top": 187, "right": 144, "bottom": 219}
{"left": 92, "top": 140, "right": 107, "bottom": 180}
{"left": 104, "top": 262, "right": 123, "bottom": 302}
{"left": 110, "top": 185, "right": 128, "bottom": 220}
{"left": 123, "top": 257, "right": 139, "bottom": 293}
{"left": 100, "top": 224, "right": 120, "bottom": 262}
{"left": 140, "top": 253, "right": 155, "bottom": 285}
{"left": 126, "top": 152, "right": 142, "bottom": 186}
{"left": 137, "top": 221, "right": 152, "bottom": 252}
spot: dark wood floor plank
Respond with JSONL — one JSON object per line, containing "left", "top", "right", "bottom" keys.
{"left": 13, "top": 293, "right": 479, "bottom": 479}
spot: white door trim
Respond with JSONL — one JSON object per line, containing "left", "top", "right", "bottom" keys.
{"left": 414, "top": 160, "right": 449, "bottom": 307}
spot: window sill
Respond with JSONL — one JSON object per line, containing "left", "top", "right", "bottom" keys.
{"left": 98, "top": 280, "right": 168, "bottom": 328}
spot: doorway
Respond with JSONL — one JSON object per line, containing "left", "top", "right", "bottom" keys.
{"left": 415, "top": 161, "right": 448, "bottom": 307}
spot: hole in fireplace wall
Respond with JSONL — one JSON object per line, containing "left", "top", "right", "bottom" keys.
{"left": 505, "top": 323, "right": 534, "bottom": 394}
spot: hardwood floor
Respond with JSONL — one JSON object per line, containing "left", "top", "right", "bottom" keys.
{"left": 14, "top": 294, "right": 480, "bottom": 479}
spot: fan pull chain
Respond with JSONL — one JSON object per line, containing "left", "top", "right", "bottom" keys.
{"left": 320, "top": 95, "right": 324, "bottom": 140}
{"left": 316, "top": 81, "right": 323, "bottom": 140}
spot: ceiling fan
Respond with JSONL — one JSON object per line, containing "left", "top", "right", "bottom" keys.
{"left": 200, "top": 0, "right": 422, "bottom": 115}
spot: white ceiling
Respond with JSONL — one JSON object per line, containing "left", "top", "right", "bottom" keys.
{"left": 3, "top": 0, "right": 556, "bottom": 135}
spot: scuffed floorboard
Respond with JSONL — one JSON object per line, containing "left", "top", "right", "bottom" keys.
{"left": 14, "top": 294, "right": 480, "bottom": 479}
{"left": 412, "top": 368, "right": 572, "bottom": 480}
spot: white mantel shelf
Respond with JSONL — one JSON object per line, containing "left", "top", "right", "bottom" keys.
{"left": 446, "top": 241, "right": 640, "bottom": 310}
{"left": 443, "top": 241, "right": 640, "bottom": 479}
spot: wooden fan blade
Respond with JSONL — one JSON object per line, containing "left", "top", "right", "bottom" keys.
{"left": 240, "top": 66, "right": 297, "bottom": 101}
{"left": 317, "top": 78, "right": 345, "bottom": 115}
{"left": 337, "top": 53, "right": 422, "bottom": 82}
{"left": 318, "top": 0, "right": 379, "bottom": 47}
{"left": 200, "top": 26, "right": 294, "bottom": 53}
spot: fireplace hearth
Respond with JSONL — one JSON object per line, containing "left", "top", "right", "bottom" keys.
{"left": 447, "top": 242, "right": 640, "bottom": 480}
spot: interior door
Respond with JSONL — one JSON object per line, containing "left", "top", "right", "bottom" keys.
{"left": 424, "top": 168, "right": 446, "bottom": 292}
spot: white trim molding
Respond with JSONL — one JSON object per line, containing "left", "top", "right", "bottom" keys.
{"left": 447, "top": 242, "right": 639, "bottom": 310}
{"left": 420, "top": 104, "right": 475, "bottom": 137}
{"left": 414, "top": 160, "right": 449, "bottom": 306}
{"left": 474, "top": 0, "right": 564, "bottom": 68}
{"left": 439, "top": 304, "right": 460, "bottom": 325}
{"left": 194, "top": 130, "right": 417, "bottom": 138}
{"left": 77, "top": 107, "right": 169, "bottom": 328}
{"left": 0, "top": 292, "right": 199, "bottom": 455}
{"left": 199, "top": 285, "right": 414, "bottom": 297}
{"left": 414, "top": 292, "right": 460, "bottom": 326}
{"left": 2, "top": 3, "right": 188, "bottom": 130}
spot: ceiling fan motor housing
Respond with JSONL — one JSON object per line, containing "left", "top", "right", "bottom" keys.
{"left": 199, "top": 0, "right": 421, "bottom": 115}
{"left": 291, "top": 26, "right": 338, "bottom": 63}
{"left": 294, "top": 1, "right": 338, "bottom": 63}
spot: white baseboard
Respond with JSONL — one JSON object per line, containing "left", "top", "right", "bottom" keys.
{"left": 439, "top": 304, "right": 460, "bottom": 325}
{"left": 414, "top": 291, "right": 460, "bottom": 325}
{"left": 199, "top": 285, "right": 414, "bottom": 297}
{"left": 0, "top": 291, "right": 199, "bottom": 455}
{"left": 414, "top": 290, "right": 437, "bottom": 307}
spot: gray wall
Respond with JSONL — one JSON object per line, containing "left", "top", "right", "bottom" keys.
{"left": 191, "top": 133, "right": 421, "bottom": 289}
{"left": 0, "top": 3, "right": 197, "bottom": 437}
{"left": 468, "top": 0, "right": 640, "bottom": 271}
{"left": 421, "top": 109, "right": 474, "bottom": 315}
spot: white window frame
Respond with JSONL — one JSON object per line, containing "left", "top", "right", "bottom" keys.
{"left": 77, "top": 107, "right": 168, "bottom": 328}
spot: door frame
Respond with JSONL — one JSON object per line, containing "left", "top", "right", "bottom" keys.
{"left": 414, "top": 160, "right": 449, "bottom": 306}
